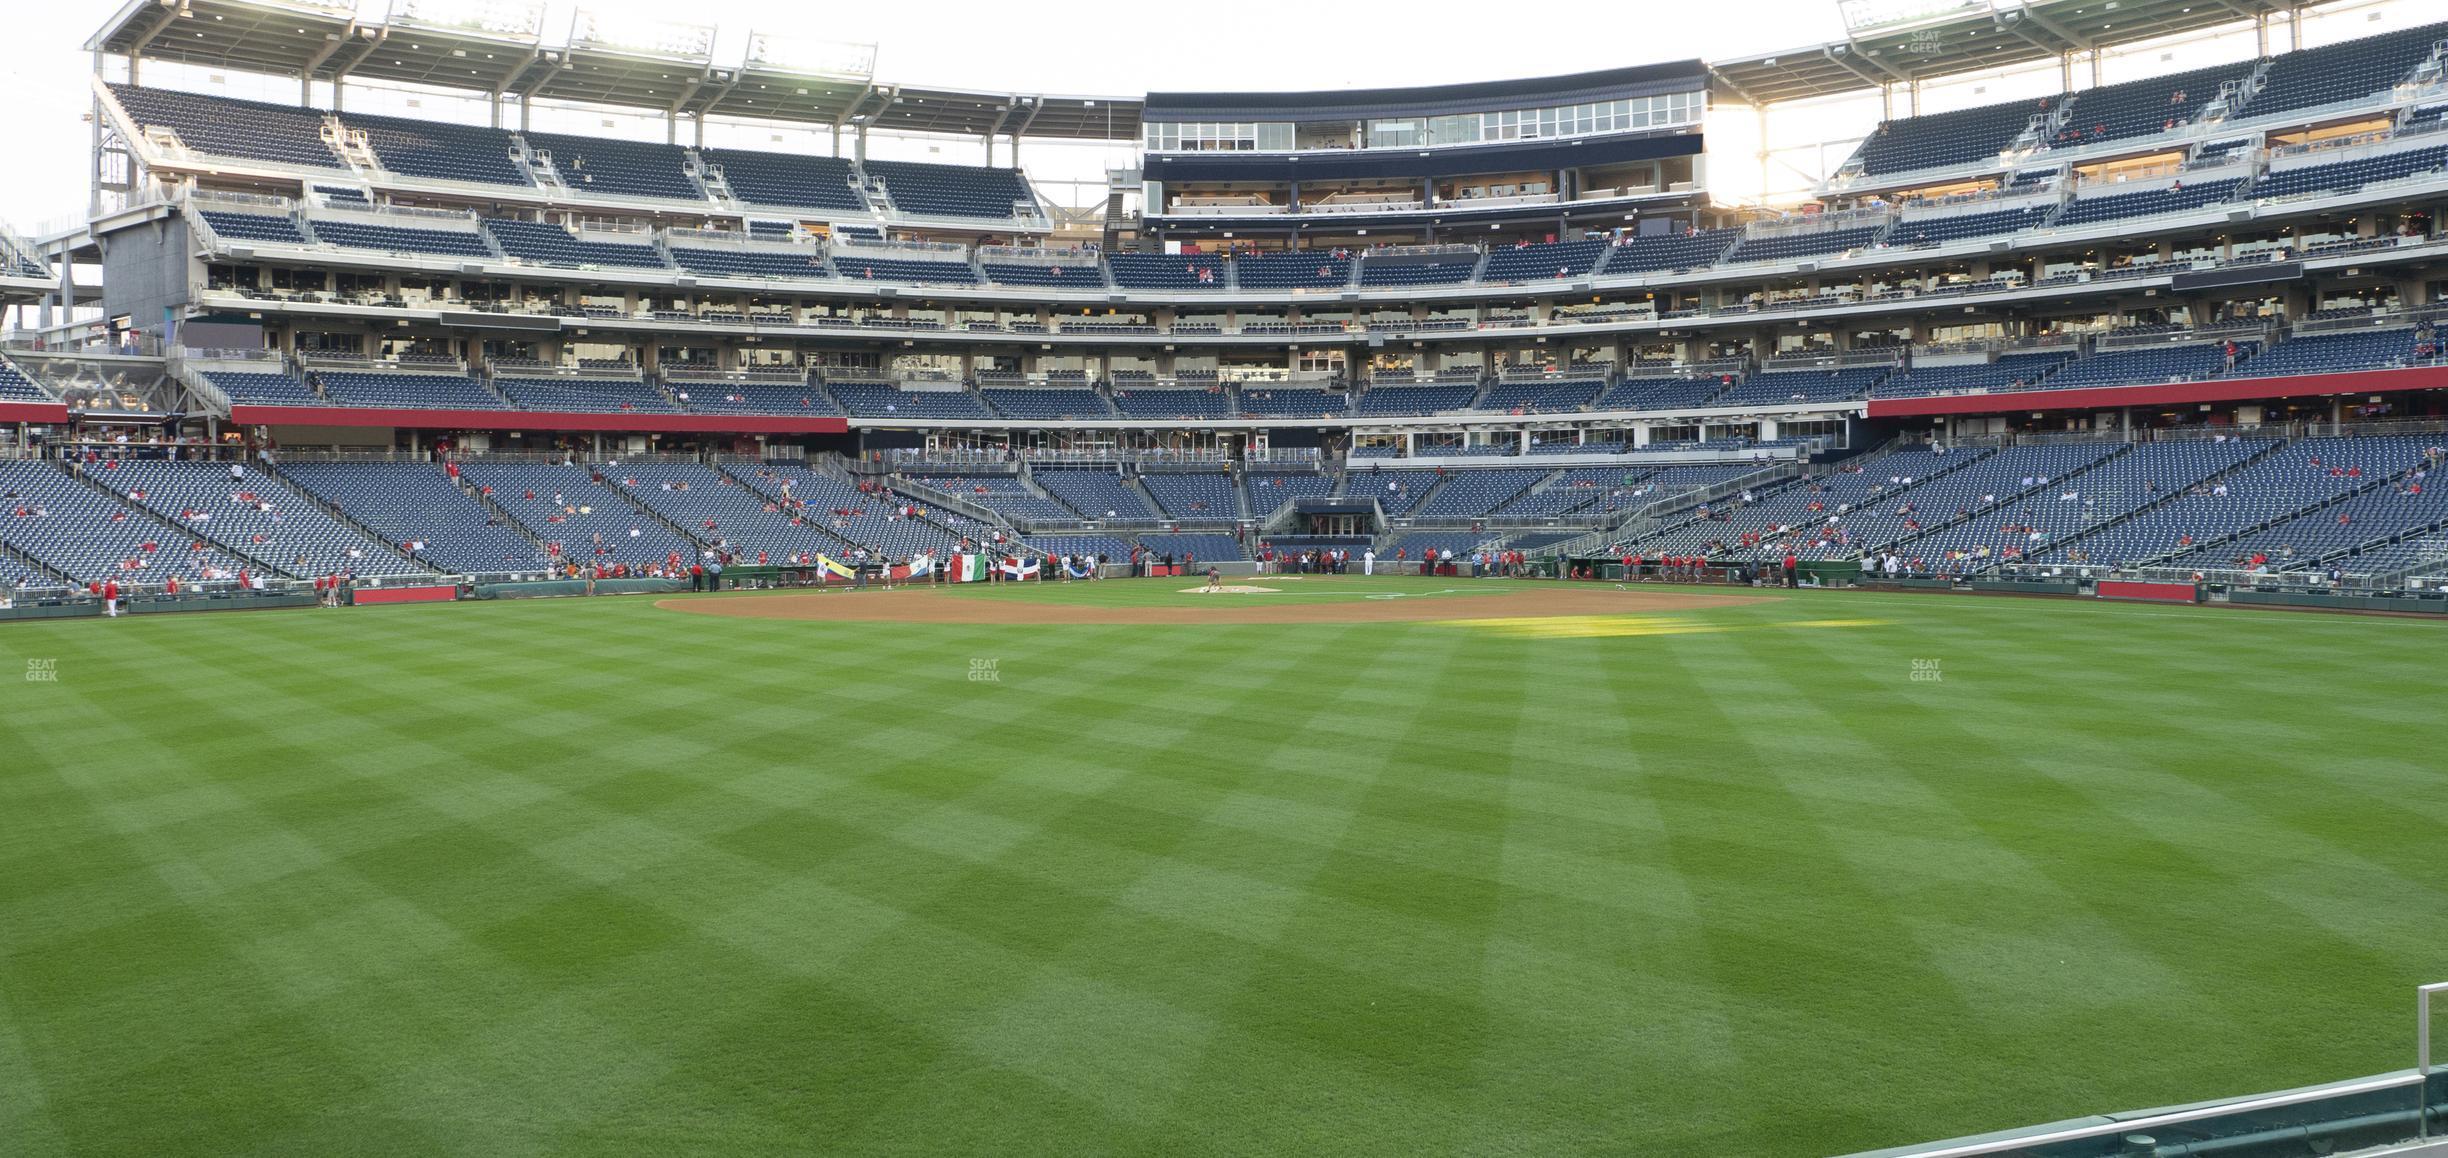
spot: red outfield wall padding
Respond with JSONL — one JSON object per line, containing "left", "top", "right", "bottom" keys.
{"left": 352, "top": 585, "right": 458, "bottom": 605}
{"left": 230, "top": 405, "right": 848, "bottom": 435}
{"left": 1865, "top": 365, "right": 2448, "bottom": 419}
{"left": 2096, "top": 580, "right": 2200, "bottom": 603}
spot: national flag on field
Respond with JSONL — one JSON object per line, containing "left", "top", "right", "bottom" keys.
{"left": 998, "top": 557, "right": 1040, "bottom": 581}
{"left": 815, "top": 554, "right": 856, "bottom": 579}
{"left": 951, "top": 553, "right": 986, "bottom": 582}
{"left": 906, "top": 554, "right": 935, "bottom": 578}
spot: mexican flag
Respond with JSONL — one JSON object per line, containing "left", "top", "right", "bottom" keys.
{"left": 951, "top": 553, "right": 987, "bottom": 582}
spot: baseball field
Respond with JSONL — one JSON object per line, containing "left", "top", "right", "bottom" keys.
{"left": 0, "top": 576, "right": 2438, "bottom": 1156}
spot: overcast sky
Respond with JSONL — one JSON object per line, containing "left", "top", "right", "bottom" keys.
{"left": 2, "top": 0, "right": 1859, "bottom": 228}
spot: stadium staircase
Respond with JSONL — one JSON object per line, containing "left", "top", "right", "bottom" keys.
{"left": 319, "top": 115, "right": 377, "bottom": 175}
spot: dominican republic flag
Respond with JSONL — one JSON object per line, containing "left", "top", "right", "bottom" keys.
{"left": 816, "top": 555, "right": 857, "bottom": 580}
{"left": 998, "top": 558, "right": 1041, "bottom": 581}
{"left": 951, "top": 553, "right": 987, "bottom": 582}
{"left": 906, "top": 554, "right": 935, "bottom": 579}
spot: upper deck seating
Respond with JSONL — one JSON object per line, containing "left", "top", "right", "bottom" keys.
{"left": 1234, "top": 388, "right": 1350, "bottom": 417}
{"left": 980, "top": 262, "right": 1104, "bottom": 288}
{"left": 701, "top": 149, "right": 868, "bottom": 212}
{"left": 1873, "top": 352, "right": 2072, "bottom": 398}
{"left": 1713, "top": 367, "right": 1888, "bottom": 406}
{"left": 2230, "top": 327, "right": 2436, "bottom": 377}
{"left": 1850, "top": 99, "right": 2049, "bottom": 176}
{"left": 347, "top": 112, "right": 530, "bottom": 187}
{"left": 670, "top": 382, "right": 842, "bottom": 415}
{"left": 1594, "top": 376, "right": 1730, "bottom": 411}
{"left": 524, "top": 132, "right": 704, "bottom": 201}
{"left": 2049, "top": 63, "right": 2249, "bottom": 149}
{"left": 981, "top": 388, "right": 1115, "bottom": 420}
{"left": 1111, "top": 387, "right": 1232, "bottom": 419}
{"left": 2245, "top": 22, "right": 2448, "bottom": 120}
{"left": 106, "top": 84, "right": 342, "bottom": 170}
{"left": 2040, "top": 341, "right": 2245, "bottom": 390}
{"left": 863, "top": 160, "right": 1035, "bottom": 220}
{"left": 1033, "top": 471, "right": 1155, "bottom": 520}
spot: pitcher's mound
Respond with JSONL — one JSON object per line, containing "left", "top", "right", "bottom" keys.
{"left": 1180, "top": 585, "right": 1279, "bottom": 594}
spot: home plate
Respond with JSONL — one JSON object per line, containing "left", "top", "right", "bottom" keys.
{"left": 1180, "top": 585, "right": 1280, "bottom": 594}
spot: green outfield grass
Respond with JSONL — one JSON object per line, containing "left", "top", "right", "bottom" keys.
{"left": 0, "top": 581, "right": 2440, "bottom": 1156}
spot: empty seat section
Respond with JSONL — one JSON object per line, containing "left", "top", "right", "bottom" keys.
{"left": 311, "top": 220, "right": 494, "bottom": 258}
{"left": 2246, "top": 22, "right": 2448, "bottom": 120}
{"left": 1355, "top": 383, "right": 1479, "bottom": 416}
{"left": 492, "top": 377, "right": 678, "bottom": 413}
{"left": 701, "top": 149, "right": 867, "bottom": 212}
{"left": 1359, "top": 256, "right": 1479, "bottom": 286}
{"left": 525, "top": 132, "right": 703, "bottom": 201}
{"left": 346, "top": 112, "right": 530, "bottom": 186}
{"left": 278, "top": 462, "right": 551, "bottom": 575}
{"left": 1138, "top": 473, "right": 1239, "bottom": 520}
{"left": 1234, "top": 388, "right": 1350, "bottom": 417}
{"left": 2053, "top": 178, "right": 2242, "bottom": 226}
{"left": 1234, "top": 250, "right": 1352, "bottom": 289}
{"left": 203, "top": 370, "right": 321, "bottom": 406}
{"left": 2049, "top": 62, "right": 2248, "bottom": 148}
{"left": 1481, "top": 240, "right": 1608, "bottom": 283}
{"left": 2042, "top": 342, "right": 2243, "bottom": 390}
{"left": 88, "top": 460, "right": 432, "bottom": 578}
{"left": 863, "top": 160, "right": 1035, "bottom": 220}
{"left": 458, "top": 464, "right": 701, "bottom": 567}
{"left": 833, "top": 257, "right": 977, "bottom": 285}
{"left": 315, "top": 371, "right": 508, "bottom": 409}
{"left": 1109, "top": 253, "right": 1227, "bottom": 288}
{"left": 0, "top": 461, "right": 255, "bottom": 585}
{"left": 1603, "top": 228, "right": 1742, "bottom": 273}
{"left": 979, "top": 388, "right": 1114, "bottom": 419}
{"left": 1111, "top": 388, "right": 1231, "bottom": 419}
{"left": 1849, "top": 98, "right": 2048, "bottom": 175}
{"left": 671, "top": 383, "right": 841, "bottom": 415}
{"left": 106, "top": 84, "right": 342, "bottom": 170}
{"left": 669, "top": 247, "right": 832, "bottom": 279}
{"left": 2254, "top": 144, "right": 2448, "bottom": 200}
{"left": 1889, "top": 205, "right": 2053, "bottom": 246}
{"left": 482, "top": 219, "right": 669, "bottom": 268}
{"left": 825, "top": 382, "right": 991, "bottom": 418}
{"left": 1478, "top": 378, "right": 1601, "bottom": 413}
{"left": 1874, "top": 352, "right": 2071, "bottom": 398}
{"left": 1033, "top": 471, "right": 1155, "bottom": 519}
{"left": 2231, "top": 327, "right": 2433, "bottom": 376}
{"left": 1724, "top": 226, "right": 1883, "bottom": 264}
{"left": 1594, "top": 376, "right": 1729, "bottom": 410}
{"left": 197, "top": 211, "right": 309, "bottom": 244}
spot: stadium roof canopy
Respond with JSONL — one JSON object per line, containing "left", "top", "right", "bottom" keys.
{"left": 1709, "top": 0, "right": 2297, "bottom": 105}
{"left": 87, "top": 0, "right": 1145, "bottom": 140}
